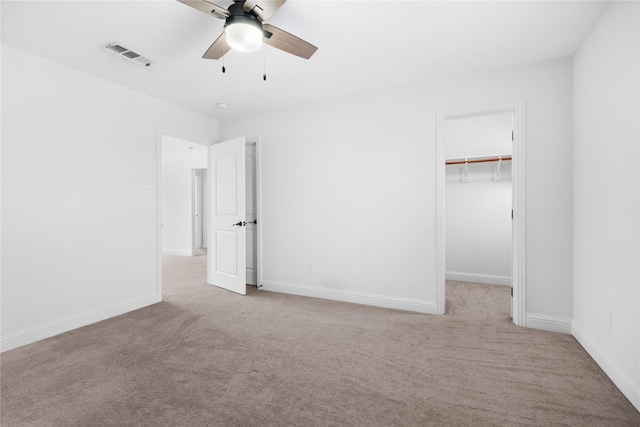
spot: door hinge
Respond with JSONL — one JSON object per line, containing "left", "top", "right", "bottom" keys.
{"left": 511, "top": 131, "right": 514, "bottom": 141}
{"left": 511, "top": 287, "right": 513, "bottom": 297}
{"left": 511, "top": 210, "right": 514, "bottom": 219}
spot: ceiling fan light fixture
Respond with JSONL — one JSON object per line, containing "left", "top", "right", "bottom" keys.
{"left": 225, "top": 18, "right": 263, "bottom": 52}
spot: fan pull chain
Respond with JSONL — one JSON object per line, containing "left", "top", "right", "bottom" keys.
{"left": 222, "top": 38, "right": 226, "bottom": 74}
{"left": 263, "top": 45, "right": 267, "bottom": 81}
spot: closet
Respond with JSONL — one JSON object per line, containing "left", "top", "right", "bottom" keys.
{"left": 444, "top": 112, "right": 513, "bottom": 287}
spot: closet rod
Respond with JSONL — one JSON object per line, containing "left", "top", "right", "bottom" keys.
{"left": 445, "top": 155, "right": 512, "bottom": 165}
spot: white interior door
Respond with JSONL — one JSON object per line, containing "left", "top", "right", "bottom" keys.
{"left": 208, "top": 137, "right": 246, "bottom": 295}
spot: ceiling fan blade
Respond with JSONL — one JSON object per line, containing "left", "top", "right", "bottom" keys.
{"left": 263, "top": 24, "right": 317, "bottom": 59}
{"left": 202, "top": 33, "right": 232, "bottom": 60}
{"left": 177, "top": 0, "right": 230, "bottom": 19}
{"left": 243, "top": 0, "right": 286, "bottom": 21}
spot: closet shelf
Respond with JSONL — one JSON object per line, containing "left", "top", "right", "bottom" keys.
{"left": 445, "top": 155, "right": 512, "bottom": 165}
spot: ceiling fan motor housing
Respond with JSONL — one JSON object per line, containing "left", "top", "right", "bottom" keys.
{"left": 226, "top": 2, "right": 262, "bottom": 27}
{"left": 225, "top": 13, "right": 263, "bottom": 32}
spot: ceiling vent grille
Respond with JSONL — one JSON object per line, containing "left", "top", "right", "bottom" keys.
{"left": 105, "top": 42, "right": 152, "bottom": 69}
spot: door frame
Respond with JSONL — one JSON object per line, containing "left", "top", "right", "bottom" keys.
{"left": 156, "top": 131, "right": 263, "bottom": 295}
{"left": 191, "top": 169, "right": 198, "bottom": 254}
{"left": 435, "top": 101, "right": 526, "bottom": 326}
{"left": 247, "top": 137, "right": 263, "bottom": 288}
{"left": 244, "top": 140, "right": 260, "bottom": 287}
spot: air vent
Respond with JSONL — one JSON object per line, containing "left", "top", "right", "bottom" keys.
{"left": 105, "top": 42, "right": 153, "bottom": 69}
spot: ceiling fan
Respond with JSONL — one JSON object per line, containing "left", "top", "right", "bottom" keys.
{"left": 178, "top": 0, "right": 317, "bottom": 60}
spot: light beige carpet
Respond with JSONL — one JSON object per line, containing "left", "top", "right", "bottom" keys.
{"left": 1, "top": 253, "right": 639, "bottom": 426}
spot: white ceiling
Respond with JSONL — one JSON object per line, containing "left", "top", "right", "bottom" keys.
{"left": 1, "top": 0, "right": 610, "bottom": 120}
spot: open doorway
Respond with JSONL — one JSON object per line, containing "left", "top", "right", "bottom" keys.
{"left": 157, "top": 132, "right": 262, "bottom": 299}
{"left": 444, "top": 112, "right": 513, "bottom": 318}
{"left": 160, "top": 136, "right": 208, "bottom": 256}
{"left": 436, "top": 102, "right": 525, "bottom": 326}
{"left": 157, "top": 132, "right": 211, "bottom": 300}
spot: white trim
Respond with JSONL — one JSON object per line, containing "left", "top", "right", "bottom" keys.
{"left": 525, "top": 313, "right": 572, "bottom": 334}
{"left": 435, "top": 115, "right": 446, "bottom": 315}
{"left": 573, "top": 322, "right": 640, "bottom": 411}
{"left": 156, "top": 130, "right": 163, "bottom": 301}
{"left": 446, "top": 271, "right": 511, "bottom": 286}
{"left": 261, "top": 281, "right": 437, "bottom": 314}
{"left": 1, "top": 294, "right": 161, "bottom": 353}
{"left": 162, "top": 249, "right": 196, "bottom": 256}
{"left": 512, "top": 102, "right": 526, "bottom": 327}
{"left": 436, "top": 101, "right": 526, "bottom": 325}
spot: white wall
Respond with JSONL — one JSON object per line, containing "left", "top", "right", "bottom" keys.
{"left": 446, "top": 162, "right": 512, "bottom": 285}
{"left": 572, "top": 1, "right": 640, "bottom": 411}
{"left": 1, "top": 45, "right": 218, "bottom": 351}
{"left": 220, "top": 57, "right": 574, "bottom": 324}
{"left": 161, "top": 137, "right": 208, "bottom": 256}
{"left": 445, "top": 112, "right": 513, "bottom": 159}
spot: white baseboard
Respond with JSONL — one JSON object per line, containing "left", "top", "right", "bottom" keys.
{"left": 572, "top": 322, "right": 640, "bottom": 412}
{"left": 1, "top": 293, "right": 161, "bottom": 353}
{"left": 162, "top": 249, "right": 195, "bottom": 256}
{"left": 260, "top": 281, "right": 437, "bottom": 314}
{"left": 446, "top": 271, "right": 511, "bottom": 286}
{"left": 525, "top": 313, "right": 572, "bottom": 334}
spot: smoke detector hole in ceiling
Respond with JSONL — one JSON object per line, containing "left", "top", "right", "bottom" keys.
{"left": 105, "top": 42, "right": 153, "bottom": 70}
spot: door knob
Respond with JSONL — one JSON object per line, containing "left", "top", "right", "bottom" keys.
{"left": 248, "top": 219, "right": 257, "bottom": 225}
{"left": 232, "top": 221, "right": 246, "bottom": 227}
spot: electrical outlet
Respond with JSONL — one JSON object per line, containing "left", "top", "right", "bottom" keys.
{"left": 307, "top": 263, "right": 314, "bottom": 274}
{"left": 604, "top": 311, "right": 612, "bottom": 331}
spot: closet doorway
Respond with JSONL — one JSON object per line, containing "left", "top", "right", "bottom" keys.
{"left": 436, "top": 102, "right": 525, "bottom": 326}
